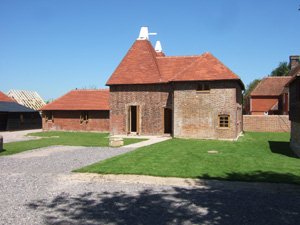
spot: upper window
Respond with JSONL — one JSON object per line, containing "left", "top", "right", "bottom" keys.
{"left": 219, "top": 114, "right": 230, "bottom": 128}
{"left": 196, "top": 83, "right": 210, "bottom": 92}
{"left": 80, "top": 111, "right": 89, "bottom": 124}
{"left": 45, "top": 111, "right": 53, "bottom": 122}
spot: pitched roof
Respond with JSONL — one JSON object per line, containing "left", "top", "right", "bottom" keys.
{"left": 7, "top": 90, "right": 45, "bottom": 110}
{"left": 250, "top": 77, "right": 292, "bottom": 97}
{"left": 41, "top": 89, "right": 109, "bottom": 111}
{"left": 106, "top": 40, "right": 243, "bottom": 88}
{"left": 0, "top": 91, "right": 15, "bottom": 102}
{"left": 0, "top": 101, "right": 36, "bottom": 113}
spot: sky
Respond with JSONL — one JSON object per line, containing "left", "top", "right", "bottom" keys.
{"left": 0, "top": 0, "right": 300, "bottom": 101}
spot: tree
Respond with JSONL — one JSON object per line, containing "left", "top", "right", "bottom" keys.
{"left": 270, "top": 62, "right": 290, "bottom": 76}
{"left": 244, "top": 79, "right": 261, "bottom": 97}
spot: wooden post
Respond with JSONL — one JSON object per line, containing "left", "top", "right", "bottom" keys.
{"left": 0, "top": 135, "right": 3, "bottom": 151}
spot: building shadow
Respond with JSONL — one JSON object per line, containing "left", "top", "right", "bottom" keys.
{"left": 27, "top": 180, "right": 300, "bottom": 225}
{"left": 268, "top": 141, "right": 298, "bottom": 158}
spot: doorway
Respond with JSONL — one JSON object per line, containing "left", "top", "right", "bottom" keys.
{"left": 164, "top": 108, "right": 172, "bottom": 134}
{"left": 0, "top": 113, "right": 8, "bottom": 131}
{"left": 128, "top": 105, "right": 140, "bottom": 134}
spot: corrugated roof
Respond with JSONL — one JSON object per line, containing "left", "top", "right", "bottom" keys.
{"left": 0, "top": 91, "right": 15, "bottom": 102}
{"left": 41, "top": 89, "right": 109, "bottom": 111}
{"left": 251, "top": 77, "right": 292, "bottom": 96}
{"left": 106, "top": 40, "right": 243, "bottom": 88}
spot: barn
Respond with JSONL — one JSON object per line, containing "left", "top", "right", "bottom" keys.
{"left": 0, "top": 91, "right": 42, "bottom": 131}
{"left": 40, "top": 89, "right": 109, "bottom": 132}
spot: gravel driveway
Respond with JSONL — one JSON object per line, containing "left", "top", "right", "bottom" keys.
{"left": 0, "top": 145, "right": 300, "bottom": 225}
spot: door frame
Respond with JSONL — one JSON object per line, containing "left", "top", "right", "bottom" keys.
{"left": 127, "top": 105, "right": 141, "bottom": 135}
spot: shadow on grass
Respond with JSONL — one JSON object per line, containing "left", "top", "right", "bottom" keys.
{"left": 27, "top": 180, "right": 300, "bottom": 225}
{"left": 268, "top": 141, "right": 298, "bottom": 158}
{"left": 200, "top": 171, "right": 300, "bottom": 185}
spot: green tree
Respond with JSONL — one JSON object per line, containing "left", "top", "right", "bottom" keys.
{"left": 270, "top": 62, "right": 290, "bottom": 76}
{"left": 244, "top": 79, "right": 261, "bottom": 97}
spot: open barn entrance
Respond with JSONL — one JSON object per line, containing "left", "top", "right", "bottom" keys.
{"left": 0, "top": 113, "right": 8, "bottom": 131}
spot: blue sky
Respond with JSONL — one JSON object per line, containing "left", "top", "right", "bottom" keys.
{"left": 0, "top": 0, "right": 299, "bottom": 100}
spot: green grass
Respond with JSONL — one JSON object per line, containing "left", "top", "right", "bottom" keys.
{"left": 76, "top": 132, "right": 300, "bottom": 184}
{"left": 0, "top": 131, "right": 146, "bottom": 156}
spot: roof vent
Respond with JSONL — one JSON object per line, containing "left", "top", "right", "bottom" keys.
{"left": 137, "top": 26, "right": 157, "bottom": 40}
{"left": 155, "top": 41, "right": 162, "bottom": 52}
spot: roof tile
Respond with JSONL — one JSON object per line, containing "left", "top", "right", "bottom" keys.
{"left": 251, "top": 77, "right": 292, "bottom": 96}
{"left": 41, "top": 89, "right": 109, "bottom": 111}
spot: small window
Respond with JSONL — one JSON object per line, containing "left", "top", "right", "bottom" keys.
{"left": 45, "top": 111, "right": 53, "bottom": 122}
{"left": 80, "top": 111, "right": 89, "bottom": 124}
{"left": 197, "top": 83, "right": 210, "bottom": 92}
{"left": 219, "top": 114, "right": 230, "bottom": 128}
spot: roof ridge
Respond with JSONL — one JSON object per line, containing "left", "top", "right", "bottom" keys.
{"left": 265, "top": 76, "right": 292, "bottom": 78}
{"left": 156, "top": 55, "right": 201, "bottom": 59}
{"left": 170, "top": 55, "right": 201, "bottom": 81}
{"left": 71, "top": 89, "right": 109, "bottom": 91}
{"left": 145, "top": 40, "right": 163, "bottom": 82}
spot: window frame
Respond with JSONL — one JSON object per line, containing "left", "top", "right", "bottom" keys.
{"left": 196, "top": 83, "right": 210, "bottom": 93}
{"left": 80, "top": 111, "right": 89, "bottom": 124}
{"left": 45, "top": 111, "right": 54, "bottom": 122}
{"left": 218, "top": 114, "right": 230, "bottom": 128}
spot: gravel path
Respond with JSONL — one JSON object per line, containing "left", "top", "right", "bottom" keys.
{"left": 0, "top": 145, "right": 300, "bottom": 225}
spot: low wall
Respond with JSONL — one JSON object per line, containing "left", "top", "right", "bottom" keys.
{"left": 243, "top": 115, "right": 290, "bottom": 132}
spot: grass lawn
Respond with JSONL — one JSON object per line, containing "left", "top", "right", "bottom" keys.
{"left": 0, "top": 131, "right": 146, "bottom": 156}
{"left": 76, "top": 132, "right": 300, "bottom": 185}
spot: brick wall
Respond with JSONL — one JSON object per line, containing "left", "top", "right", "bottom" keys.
{"left": 109, "top": 84, "right": 171, "bottom": 135}
{"left": 42, "top": 110, "right": 109, "bottom": 132}
{"left": 290, "top": 121, "right": 300, "bottom": 156}
{"left": 243, "top": 115, "right": 290, "bottom": 132}
{"left": 173, "top": 81, "right": 242, "bottom": 140}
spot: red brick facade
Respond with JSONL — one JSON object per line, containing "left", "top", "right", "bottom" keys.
{"left": 243, "top": 115, "right": 290, "bottom": 132}
{"left": 110, "top": 84, "right": 171, "bottom": 135}
{"left": 109, "top": 81, "right": 243, "bottom": 140}
{"left": 173, "top": 81, "right": 242, "bottom": 139}
{"left": 42, "top": 110, "right": 109, "bottom": 132}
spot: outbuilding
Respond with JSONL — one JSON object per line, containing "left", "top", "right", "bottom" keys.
{"left": 40, "top": 89, "right": 109, "bottom": 132}
{"left": 0, "top": 91, "right": 42, "bottom": 131}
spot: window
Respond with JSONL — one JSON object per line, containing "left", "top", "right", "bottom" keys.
{"left": 80, "top": 111, "right": 89, "bottom": 124}
{"left": 219, "top": 114, "right": 230, "bottom": 128}
{"left": 196, "top": 83, "right": 210, "bottom": 92}
{"left": 45, "top": 111, "right": 53, "bottom": 122}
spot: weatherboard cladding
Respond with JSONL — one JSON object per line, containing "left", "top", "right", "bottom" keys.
{"left": 0, "top": 101, "right": 36, "bottom": 113}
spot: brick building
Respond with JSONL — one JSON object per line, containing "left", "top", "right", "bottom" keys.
{"left": 41, "top": 89, "right": 109, "bottom": 132}
{"left": 107, "top": 27, "right": 244, "bottom": 140}
{"left": 287, "top": 55, "right": 300, "bottom": 156}
{"left": 248, "top": 77, "right": 292, "bottom": 115}
{"left": 0, "top": 91, "right": 41, "bottom": 131}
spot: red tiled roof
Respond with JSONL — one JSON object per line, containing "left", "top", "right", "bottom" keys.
{"left": 0, "top": 91, "right": 15, "bottom": 102}
{"left": 106, "top": 40, "right": 243, "bottom": 88}
{"left": 106, "top": 40, "right": 162, "bottom": 85}
{"left": 251, "top": 77, "right": 292, "bottom": 97}
{"left": 41, "top": 89, "right": 109, "bottom": 111}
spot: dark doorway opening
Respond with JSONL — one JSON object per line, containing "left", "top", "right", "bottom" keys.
{"left": 164, "top": 108, "right": 172, "bottom": 134}
{"left": 0, "top": 113, "right": 8, "bottom": 131}
{"left": 130, "top": 106, "right": 137, "bottom": 133}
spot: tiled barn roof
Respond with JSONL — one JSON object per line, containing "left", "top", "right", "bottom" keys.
{"left": 41, "top": 89, "right": 109, "bottom": 111}
{"left": 251, "top": 77, "right": 292, "bottom": 97}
